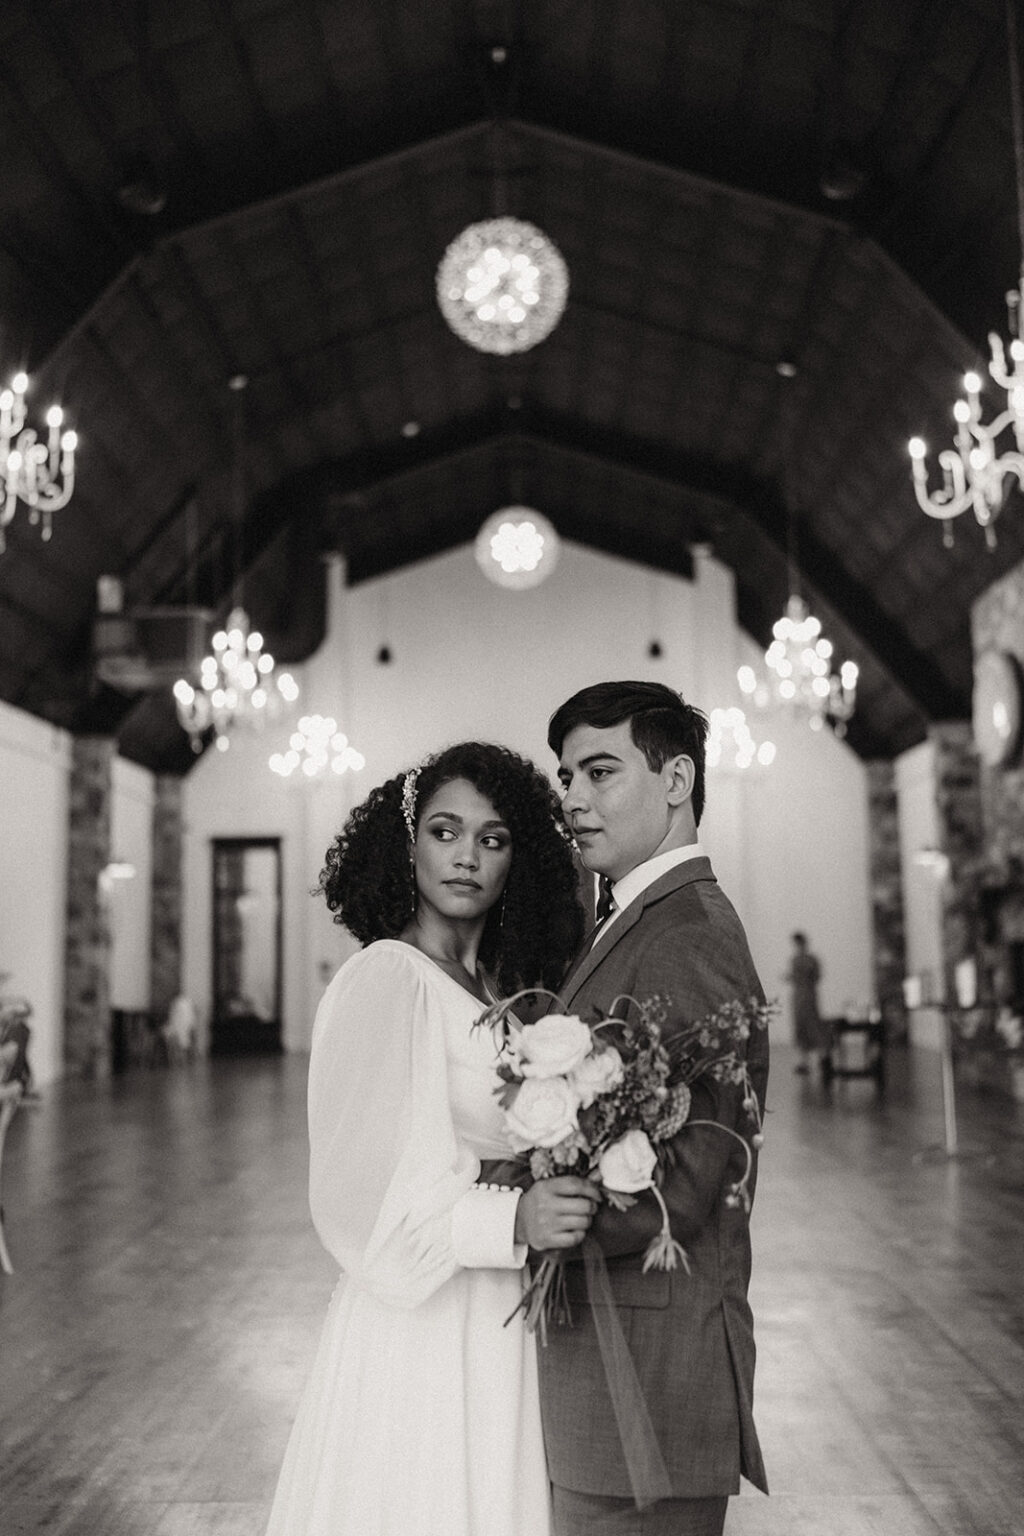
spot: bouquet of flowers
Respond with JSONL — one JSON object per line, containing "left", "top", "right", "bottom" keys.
{"left": 475, "top": 989, "right": 773, "bottom": 1338}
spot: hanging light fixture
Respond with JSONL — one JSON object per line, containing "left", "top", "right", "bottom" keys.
{"left": 172, "top": 377, "right": 299, "bottom": 753}
{"left": 0, "top": 371, "right": 77, "bottom": 552}
{"left": 269, "top": 714, "right": 366, "bottom": 780}
{"left": 737, "top": 509, "right": 859, "bottom": 736}
{"left": 706, "top": 707, "right": 776, "bottom": 772}
{"left": 436, "top": 54, "right": 568, "bottom": 356}
{"left": 908, "top": 0, "right": 1024, "bottom": 548}
{"left": 174, "top": 606, "right": 300, "bottom": 753}
{"left": 475, "top": 505, "right": 560, "bottom": 589}
{"left": 738, "top": 595, "right": 859, "bottom": 735}
{"left": 437, "top": 217, "right": 568, "bottom": 355}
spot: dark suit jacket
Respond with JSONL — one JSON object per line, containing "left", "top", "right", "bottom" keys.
{"left": 537, "top": 856, "right": 770, "bottom": 1500}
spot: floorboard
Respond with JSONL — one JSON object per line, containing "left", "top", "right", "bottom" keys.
{"left": 1, "top": 1046, "right": 1022, "bottom": 1535}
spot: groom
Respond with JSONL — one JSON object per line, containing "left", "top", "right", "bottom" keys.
{"left": 541, "top": 680, "right": 769, "bottom": 1536}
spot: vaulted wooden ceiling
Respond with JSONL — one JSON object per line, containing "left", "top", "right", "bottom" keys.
{"left": 1, "top": 0, "right": 1022, "bottom": 772}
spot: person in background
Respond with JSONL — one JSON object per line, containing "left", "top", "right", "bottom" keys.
{"left": 786, "top": 931, "right": 826, "bottom": 1075}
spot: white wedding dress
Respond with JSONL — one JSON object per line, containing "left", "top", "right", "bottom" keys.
{"left": 264, "top": 940, "right": 551, "bottom": 1536}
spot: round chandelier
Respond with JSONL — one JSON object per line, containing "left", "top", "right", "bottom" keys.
{"left": 436, "top": 218, "right": 568, "bottom": 355}
{"left": 475, "top": 506, "right": 560, "bottom": 589}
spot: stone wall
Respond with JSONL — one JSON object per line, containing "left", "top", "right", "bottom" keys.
{"left": 63, "top": 737, "right": 113, "bottom": 1077}
{"left": 952, "top": 558, "right": 1024, "bottom": 1097}
{"left": 866, "top": 761, "right": 907, "bottom": 1037}
{"left": 972, "top": 559, "right": 1024, "bottom": 867}
{"left": 150, "top": 776, "right": 184, "bottom": 1018}
{"left": 929, "top": 721, "right": 985, "bottom": 995}
{"left": 970, "top": 557, "right": 1024, "bottom": 1020}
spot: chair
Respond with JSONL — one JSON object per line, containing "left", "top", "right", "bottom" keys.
{"left": 822, "top": 1015, "right": 886, "bottom": 1091}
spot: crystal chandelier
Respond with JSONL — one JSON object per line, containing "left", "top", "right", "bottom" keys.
{"left": 706, "top": 707, "right": 776, "bottom": 772}
{"left": 437, "top": 217, "right": 568, "bottom": 355}
{"left": 173, "top": 606, "right": 299, "bottom": 753}
{"left": 172, "top": 376, "right": 298, "bottom": 752}
{"left": 908, "top": 0, "right": 1024, "bottom": 548}
{"left": 474, "top": 506, "right": 560, "bottom": 589}
{"left": 738, "top": 593, "right": 859, "bottom": 736}
{"left": 269, "top": 714, "right": 366, "bottom": 780}
{"left": 1, "top": 371, "right": 77, "bottom": 552}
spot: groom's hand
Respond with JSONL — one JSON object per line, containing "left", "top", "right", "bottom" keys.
{"left": 515, "top": 1176, "right": 599, "bottom": 1250}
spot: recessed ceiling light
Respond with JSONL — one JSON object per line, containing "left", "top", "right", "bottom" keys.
{"left": 776, "top": 361, "right": 797, "bottom": 378}
{"left": 401, "top": 421, "right": 420, "bottom": 438}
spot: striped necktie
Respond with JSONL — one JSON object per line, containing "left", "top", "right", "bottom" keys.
{"left": 595, "top": 876, "right": 615, "bottom": 925}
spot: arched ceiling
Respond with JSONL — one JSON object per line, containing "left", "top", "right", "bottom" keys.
{"left": 1, "top": 0, "right": 1022, "bottom": 771}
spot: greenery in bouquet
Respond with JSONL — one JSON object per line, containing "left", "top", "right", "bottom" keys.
{"left": 475, "top": 988, "right": 774, "bottom": 1337}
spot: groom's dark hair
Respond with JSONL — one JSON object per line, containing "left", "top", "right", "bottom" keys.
{"left": 547, "top": 680, "right": 709, "bottom": 826}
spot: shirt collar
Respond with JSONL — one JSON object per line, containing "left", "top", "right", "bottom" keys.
{"left": 608, "top": 842, "right": 705, "bottom": 919}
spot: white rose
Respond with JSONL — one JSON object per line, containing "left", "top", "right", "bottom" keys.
{"left": 569, "top": 1046, "right": 624, "bottom": 1108}
{"left": 504, "top": 1076, "right": 581, "bottom": 1150}
{"left": 598, "top": 1129, "right": 658, "bottom": 1193}
{"left": 518, "top": 1014, "right": 594, "bottom": 1079}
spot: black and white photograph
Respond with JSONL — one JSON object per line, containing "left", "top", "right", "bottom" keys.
{"left": 1, "top": 4, "right": 1023, "bottom": 1533}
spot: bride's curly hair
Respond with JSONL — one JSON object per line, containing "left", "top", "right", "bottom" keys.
{"left": 317, "top": 741, "right": 585, "bottom": 994}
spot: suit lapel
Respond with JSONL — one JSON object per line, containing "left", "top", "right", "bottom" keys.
{"left": 560, "top": 898, "right": 644, "bottom": 1007}
{"left": 559, "top": 855, "right": 716, "bottom": 1009}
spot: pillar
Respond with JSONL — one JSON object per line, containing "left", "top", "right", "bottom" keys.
{"left": 150, "top": 775, "right": 184, "bottom": 1018}
{"left": 866, "top": 761, "right": 907, "bottom": 1039}
{"left": 930, "top": 722, "right": 986, "bottom": 997}
{"left": 63, "top": 736, "right": 114, "bottom": 1076}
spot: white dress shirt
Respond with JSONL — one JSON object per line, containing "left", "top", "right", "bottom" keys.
{"left": 593, "top": 842, "right": 706, "bottom": 946}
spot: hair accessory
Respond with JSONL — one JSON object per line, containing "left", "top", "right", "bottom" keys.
{"left": 401, "top": 766, "right": 421, "bottom": 843}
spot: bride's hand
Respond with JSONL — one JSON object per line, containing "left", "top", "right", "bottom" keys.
{"left": 515, "top": 1176, "right": 599, "bottom": 1250}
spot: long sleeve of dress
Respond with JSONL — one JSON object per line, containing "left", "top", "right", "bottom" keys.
{"left": 307, "top": 944, "right": 523, "bottom": 1310}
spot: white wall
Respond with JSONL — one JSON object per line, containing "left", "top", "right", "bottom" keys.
{"left": 179, "top": 541, "right": 876, "bottom": 1053}
{"left": 738, "top": 701, "right": 873, "bottom": 1036}
{"left": 0, "top": 700, "right": 71, "bottom": 1086}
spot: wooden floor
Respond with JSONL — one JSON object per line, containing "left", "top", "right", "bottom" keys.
{"left": 2, "top": 1045, "right": 1023, "bottom": 1536}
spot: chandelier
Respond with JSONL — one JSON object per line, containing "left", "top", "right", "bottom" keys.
{"left": 172, "top": 376, "right": 298, "bottom": 752}
{"left": 269, "top": 714, "right": 366, "bottom": 780}
{"left": 173, "top": 606, "right": 299, "bottom": 753}
{"left": 738, "top": 593, "right": 859, "bottom": 736}
{"left": 908, "top": 0, "right": 1024, "bottom": 548}
{"left": 437, "top": 217, "right": 568, "bottom": 355}
{"left": 706, "top": 707, "right": 776, "bottom": 772}
{"left": 475, "top": 506, "right": 560, "bottom": 589}
{"left": 1, "top": 371, "right": 77, "bottom": 552}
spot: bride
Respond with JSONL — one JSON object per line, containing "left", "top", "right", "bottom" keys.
{"left": 264, "top": 740, "right": 596, "bottom": 1536}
